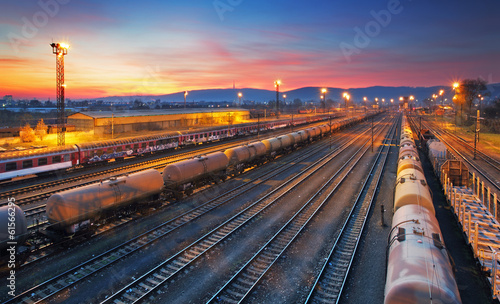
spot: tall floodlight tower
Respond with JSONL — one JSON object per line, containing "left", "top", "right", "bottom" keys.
{"left": 50, "top": 42, "right": 69, "bottom": 146}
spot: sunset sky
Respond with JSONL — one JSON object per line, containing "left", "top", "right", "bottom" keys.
{"left": 1, "top": 0, "right": 499, "bottom": 100}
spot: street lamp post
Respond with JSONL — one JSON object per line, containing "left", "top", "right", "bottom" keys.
{"left": 343, "top": 92, "right": 350, "bottom": 117}
{"left": 238, "top": 92, "right": 242, "bottom": 106}
{"left": 283, "top": 94, "right": 287, "bottom": 112}
{"left": 321, "top": 88, "right": 327, "bottom": 112}
{"left": 184, "top": 91, "right": 188, "bottom": 108}
{"left": 275, "top": 80, "right": 281, "bottom": 117}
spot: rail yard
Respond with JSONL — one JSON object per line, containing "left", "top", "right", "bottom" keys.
{"left": 1, "top": 111, "right": 499, "bottom": 304}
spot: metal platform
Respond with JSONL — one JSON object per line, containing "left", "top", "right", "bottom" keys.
{"left": 443, "top": 179, "right": 500, "bottom": 299}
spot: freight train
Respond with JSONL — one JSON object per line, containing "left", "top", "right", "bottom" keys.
{"left": 384, "top": 115, "right": 462, "bottom": 303}
{"left": 1, "top": 114, "right": 369, "bottom": 264}
{"left": 0, "top": 115, "right": 334, "bottom": 183}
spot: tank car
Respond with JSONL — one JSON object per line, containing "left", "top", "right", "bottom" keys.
{"left": 400, "top": 137, "right": 415, "bottom": 146}
{"left": 385, "top": 204, "right": 461, "bottom": 304}
{"left": 304, "top": 127, "right": 321, "bottom": 140}
{"left": 285, "top": 133, "right": 301, "bottom": 148}
{"left": 224, "top": 142, "right": 266, "bottom": 174}
{"left": 46, "top": 169, "right": 163, "bottom": 234}
{"left": 394, "top": 168, "right": 434, "bottom": 214}
{"left": 0, "top": 204, "right": 28, "bottom": 254}
{"left": 318, "top": 125, "right": 330, "bottom": 136}
{"left": 427, "top": 140, "right": 447, "bottom": 170}
{"left": 427, "top": 140, "right": 447, "bottom": 160}
{"left": 276, "top": 135, "right": 293, "bottom": 151}
{"left": 399, "top": 145, "right": 419, "bottom": 160}
{"left": 261, "top": 138, "right": 282, "bottom": 157}
{"left": 163, "top": 152, "right": 229, "bottom": 198}
{"left": 295, "top": 131, "right": 309, "bottom": 143}
{"left": 397, "top": 158, "right": 424, "bottom": 176}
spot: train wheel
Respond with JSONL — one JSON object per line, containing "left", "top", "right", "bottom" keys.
{"left": 174, "top": 192, "right": 184, "bottom": 200}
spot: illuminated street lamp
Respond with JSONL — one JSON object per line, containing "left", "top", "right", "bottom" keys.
{"left": 390, "top": 98, "right": 394, "bottom": 103}
{"left": 321, "top": 88, "right": 327, "bottom": 112}
{"left": 184, "top": 91, "right": 188, "bottom": 108}
{"left": 275, "top": 80, "right": 281, "bottom": 116}
{"left": 238, "top": 92, "right": 242, "bottom": 106}
{"left": 439, "top": 89, "right": 445, "bottom": 106}
{"left": 283, "top": 94, "right": 287, "bottom": 105}
{"left": 343, "top": 92, "right": 350, "bottom": 116}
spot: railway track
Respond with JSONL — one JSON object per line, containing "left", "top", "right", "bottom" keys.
{"left": 206, "top": 116, "right": 396, "bottom": 304}
{"left": 0, "top": 142, "right": 230, "bottom": 206}
{"left": 305, "top": 115, "right": 396, "bottom": 304}
{"left": 410, "top": 116, "right": 500, "bottom": 193}
{"left": 100, "top": 117, "right": 392, "bottom": 304}
{"left": 425, "top": 118, "right": 500, "bottom": 171}
{"left": 0, "top": 119, "right": 340, "bottom": 207}
{"left": 5, "top": 118, "right": 382, "bottom": 304}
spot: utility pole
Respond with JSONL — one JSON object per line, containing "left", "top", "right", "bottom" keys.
{"left": 111, "top": 113, "right": 114, "bottom": 139}
{"left": 51, "top": 42, "right": 69, "bottom": 146}
{"left": 371, "top": 116, "right": 374, "bottom": 152}
{"left": 257, "top": 113, "right": 260, "bottom": 140}
{"left": 474, "top": 110, "right": 480, "bottom": 160}
{"left": 329, "top": 115, "right": 332, "bottom": 149}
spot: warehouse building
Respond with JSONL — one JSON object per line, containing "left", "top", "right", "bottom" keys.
{"left": 67, "top": 108, "right": 250, "bottom": 135}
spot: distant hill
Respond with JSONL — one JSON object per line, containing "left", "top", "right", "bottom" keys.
{"left": 92, "top": 83, "right": 500, "bottom": 104}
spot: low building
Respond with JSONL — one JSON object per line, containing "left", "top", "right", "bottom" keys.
{"left": 67, "top": 108, "right": 250, "bottom": 135}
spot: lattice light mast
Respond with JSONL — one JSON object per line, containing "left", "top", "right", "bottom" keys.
{"left": 50, "top": 42, "right": 69, "bottom": 146}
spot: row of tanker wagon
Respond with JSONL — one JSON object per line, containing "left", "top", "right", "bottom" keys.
{"left": 0, "top": 114, "right": 369, "bottom": 265}
{"left": 384, "top": 115, "right": 462, "bottom": 303}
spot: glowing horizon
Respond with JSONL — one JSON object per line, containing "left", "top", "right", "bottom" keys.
{"left": 1, "top": 0, "right": 499, "bottom": 100}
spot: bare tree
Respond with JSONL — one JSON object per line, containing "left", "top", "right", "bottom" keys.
{"left": 455, "top": 78, "right": 488, "bottom": 114}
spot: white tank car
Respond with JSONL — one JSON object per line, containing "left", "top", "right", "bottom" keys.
{"left": 427, "top": 140, "right": 447, "bottom": 171}
{"left": 394, "top": 167, "right": 434, "bottom": 215}
{"left": 46, "top": 169, "right": 163, "bottom": 233}
{"left": 397, "top": 158, "right": 424, "bottom": 176}
{"left": 385, "top": 204, "right": 461, "bottom": 304}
